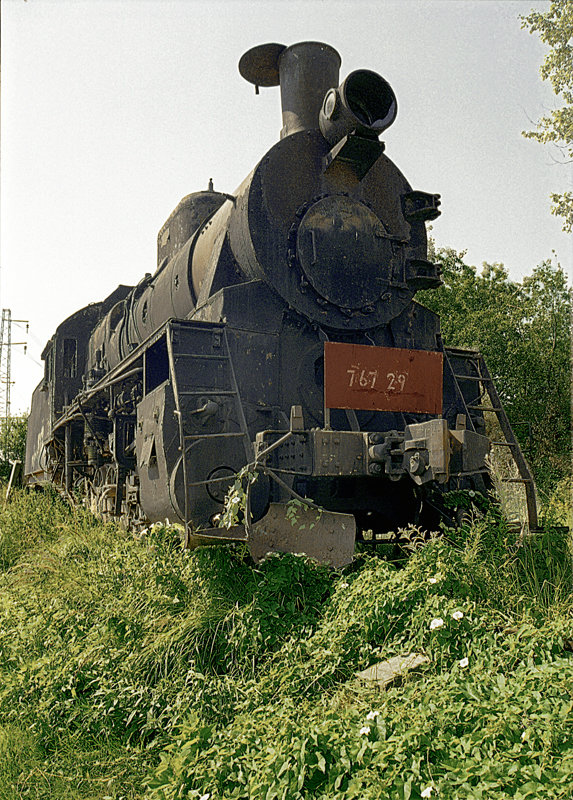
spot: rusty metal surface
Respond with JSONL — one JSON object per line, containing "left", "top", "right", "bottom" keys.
{"left": 324, "top": 342, "right": 443, "bottom": 414}
{"left": 248, "top": 502, "right": 356, "bottom": 568}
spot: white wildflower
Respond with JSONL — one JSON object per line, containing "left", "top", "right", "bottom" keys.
{"left": 428, "top": 577, "right": 438, "bottom": 584}
{"left": 359, "top": 726, "right": 370, "bottom": 736}
{"left": 421, "top": 787, "right": 434, "bottom": 798}
{"left": 366, "top": 710, "right": 379, "bottom": 720}
{"left": 451, "top": 610, "right": 464, "bottom": 621}
{"left": 430, "top": 617, "right": 444, "bottom": 630}
{"left": 339, "top": 582, "right": 349, "bottom": 589}
{"left": 458, "top": 656, "right": 469, "bottom": 668}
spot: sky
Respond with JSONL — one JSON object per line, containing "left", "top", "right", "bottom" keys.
{"left": 1, "top": 0, "right": 571, "bottom": 414}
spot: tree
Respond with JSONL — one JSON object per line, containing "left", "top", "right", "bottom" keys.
{"left": 521, "top": 0, "right": 573, "bottom": 232}
{"left": 418, "top": 249, "right": 571, "bottom": 492}
{"left": 0, "top": 415, "right": 28, "bottom": 481}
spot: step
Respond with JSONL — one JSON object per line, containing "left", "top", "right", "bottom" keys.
{"left": 178, "top": 389, "right": 236, "bottom": 397}
{"left": 174, "top": 353, "right": 229, "bottom": 361}
{"left": 183, "top": 432, "right": 246, "bottom": 441}
{"left": 452, "top": 373, "right": 486, "bottom": 382}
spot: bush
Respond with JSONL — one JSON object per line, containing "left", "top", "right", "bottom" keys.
{"left": 0, "top": 415, "right": 27, "bottom": 481}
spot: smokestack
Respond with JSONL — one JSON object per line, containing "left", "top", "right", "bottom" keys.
{"left": 277, "top": 42, "right": 341, "bottom": 138}
{"left": 239, "top": 41, "right": 342, "bottom": 138}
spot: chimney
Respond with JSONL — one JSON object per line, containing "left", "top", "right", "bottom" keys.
{"left": 239, "top": 41, "right": 342, "bottom": 139}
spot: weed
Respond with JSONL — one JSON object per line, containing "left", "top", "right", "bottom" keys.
{"left": 0, "top": 489, "right": 571, "bottom": 799}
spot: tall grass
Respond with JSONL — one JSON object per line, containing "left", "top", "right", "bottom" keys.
{"left": 445, "top": 500, "right": 573, "bottom": 614}
{"left": 0, "top": 486, "right": 74, "bottom": 570}
{"left": 0, "top": 488, "right": 571, "bottom": 799}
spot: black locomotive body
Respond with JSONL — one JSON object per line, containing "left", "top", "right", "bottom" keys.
{"left": 25, "top": 42, "right": 536, "bottom": 565}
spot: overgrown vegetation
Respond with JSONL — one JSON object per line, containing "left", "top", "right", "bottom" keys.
{"left": 0, "top": 415, "right": 28, "bottom": 481}
{"left": 0, "top": 489, "right": 571, "bottom": 799}
{"left": 418, "top": 251, "right": 571, "bottom": 503}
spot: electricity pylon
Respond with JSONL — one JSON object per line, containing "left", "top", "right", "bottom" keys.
{"left": 0, "top": 309, "right": 29, "bottom": 459}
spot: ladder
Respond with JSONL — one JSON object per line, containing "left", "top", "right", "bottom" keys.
{"left": 444, "top": 347, "right": 538, "bottom": 532}
{"left": 164, "top": 320, "right": 253, "bottom": 546}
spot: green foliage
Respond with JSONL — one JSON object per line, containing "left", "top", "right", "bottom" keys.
{"left": 0, "top": 490, "right": 571, "bottom": 799}
{"left": 544, "top": 476, "right": 573, "bottom": 528}
{"left": 418, "top": 251, "right": 571, "bottom": 493}
{"left": 438, "top": 495, "right": 573, "bottom": 613}
{"left": 147, "top": 532, "right": 572, "bottom": 800}
{"left": 0, "top": 414, "right": 27, "bottom": 481}
{"left": 285, "top": 497, "right": 324, "bottom": 530}
{"left": 0, "top": 483, "right": 72, "bottom": 570}
{"left": 0, "top": 723, "right": 146, "bottom": 800}
{"left": 521, "top": 0, "right": 573, "bottom": 232}
{"left": 0, "top": 491, "right": 333, "bottom": 796}
{"left": 219, "top": 466, "right": 259, "bottom": 529}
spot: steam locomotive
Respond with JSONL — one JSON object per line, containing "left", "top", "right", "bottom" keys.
{"left": 24, "top": 42, "right": 537, "bottom": 566}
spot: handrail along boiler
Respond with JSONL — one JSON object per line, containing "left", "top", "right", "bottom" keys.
{"left": 24, "top": 42, "right": 537, "bottom": 566}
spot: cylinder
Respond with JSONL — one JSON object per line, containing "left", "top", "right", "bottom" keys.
{"left": 278, "top": 42, "right": 341, "bottom": 138}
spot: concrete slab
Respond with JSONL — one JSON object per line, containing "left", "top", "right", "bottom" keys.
{"left": 356, "top": 653, "right": 429, "bottom": 687}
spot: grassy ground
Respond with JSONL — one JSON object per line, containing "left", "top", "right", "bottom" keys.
{"left": 0, "top": 488, "right": 571, "bottom": 799}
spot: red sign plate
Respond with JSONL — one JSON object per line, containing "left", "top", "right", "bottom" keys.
{"left": 324, "top": 342, "right": 443, "bottom": 414}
